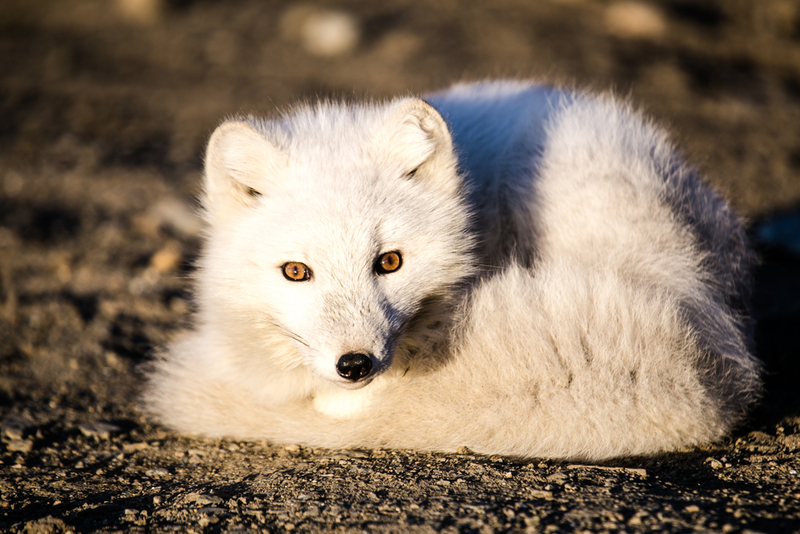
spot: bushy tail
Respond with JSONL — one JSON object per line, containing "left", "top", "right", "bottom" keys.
{"left": 381, "top": 260, "right": 760, "bottom": 460}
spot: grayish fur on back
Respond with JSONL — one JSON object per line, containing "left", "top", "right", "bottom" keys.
{"left": 143, "top": 80, "right": 760, "bottom": 461}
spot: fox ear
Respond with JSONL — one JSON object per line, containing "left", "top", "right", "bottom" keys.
{"left": 375, "top": 99, "right": 460, "bottom": 196}
{"left": 203, "top": 120, "right": 287, "bottom": 221}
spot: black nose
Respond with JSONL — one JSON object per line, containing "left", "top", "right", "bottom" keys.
{"left": 336, "top": 352, "right": 373, "bottom": 381}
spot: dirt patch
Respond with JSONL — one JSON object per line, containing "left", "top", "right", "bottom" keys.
{"left": 1, "top": 0, "right": 799, "bottom": 531}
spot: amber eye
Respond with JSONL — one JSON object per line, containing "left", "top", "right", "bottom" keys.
{"left": 282, "top": 262, "right": 311, "bottom": 281}
{"left": 375, "top": 251, "right": 402, "bottom": 275}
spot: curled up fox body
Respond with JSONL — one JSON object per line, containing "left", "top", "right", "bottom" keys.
{"left": 144, "top": 81, "right": 760, "bottom": 461}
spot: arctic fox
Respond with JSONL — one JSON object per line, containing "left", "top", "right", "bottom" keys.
{"left": 144, "top": 81, "right": 760, "bottom": 461}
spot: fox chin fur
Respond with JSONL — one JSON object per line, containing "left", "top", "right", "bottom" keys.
{"left": 143, "top": 80, "right": 760, "bottom": 461}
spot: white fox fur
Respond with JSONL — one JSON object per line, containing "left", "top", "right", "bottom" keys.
{"left": 143, "top": 81, "right": 760, "bottom": 461}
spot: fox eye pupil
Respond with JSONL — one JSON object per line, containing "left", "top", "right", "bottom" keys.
{"left": 376, "top": 251, "right": 402, "bottom": 274}
{"left": 282, "top": 262, "right": 311, "bottom": 281}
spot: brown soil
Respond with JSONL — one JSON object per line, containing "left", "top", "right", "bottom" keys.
{"left": 1, "top": 0, "right": 799, "bottom": 532}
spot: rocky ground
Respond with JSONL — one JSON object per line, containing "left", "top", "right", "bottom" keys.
{"left": 1, "top": 0, "right": 799, "bottom": 531}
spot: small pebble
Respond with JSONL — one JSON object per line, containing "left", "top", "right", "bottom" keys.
{"left": 198, "top": 506, "right": 226, "bottom": 514}
{"left": 145, "top": 468, "right": 170, "bottom": 478}
{"left": 123, "top": 442, "right": 150, "bottom": 452}
{"left": 78, "top": 421, "right": 121, "bottom": 439}
{"left": 281, "top": 6, "right": 360, "bottom": 57}
{"left": 340, "top": 449, "right": 369, "bottom": 458}
{"left": 2, "top": 417, "right": 34, "bottom": 441}
{"left": 7, "top": 439, "right": 33, "bottom": 453}
{"left": 198, "top": 515, "right": 218, "bottom": 527}
{"left": 605, "top": 1, "right": 666, "bottom": 38}
{"left": 706, "top": 458, "right": 724, "bottom": 469}
{"left": 116, "top": 0, "right": 162, "bottom": 25}
{"left": 150, "top": 245, "right": 182, "bottom": 272}
{"left": 186, "top": 492, "right": 223, "bottom": 505}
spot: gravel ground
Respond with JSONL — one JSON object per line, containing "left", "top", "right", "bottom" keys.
{"left": 1, "top": 0, "right": 799, "bottom": 532}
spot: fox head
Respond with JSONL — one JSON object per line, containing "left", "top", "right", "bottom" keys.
{"left": 196, "top": 99, "right": 475, "bottom": 394}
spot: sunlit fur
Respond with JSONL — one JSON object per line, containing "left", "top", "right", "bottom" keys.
{"left": 143, "top": 81, "right": 760, "bottom": 461}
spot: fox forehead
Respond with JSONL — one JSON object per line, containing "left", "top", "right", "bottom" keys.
{"left": 261, "top": 205, "right": 411, "bottom": 265}
{"left": 252, "top": 160, "right": 447, "bottom": 239}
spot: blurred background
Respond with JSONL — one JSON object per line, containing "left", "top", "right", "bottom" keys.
{"left": 0, "top": 0, "right": 798, "bottom": 426}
